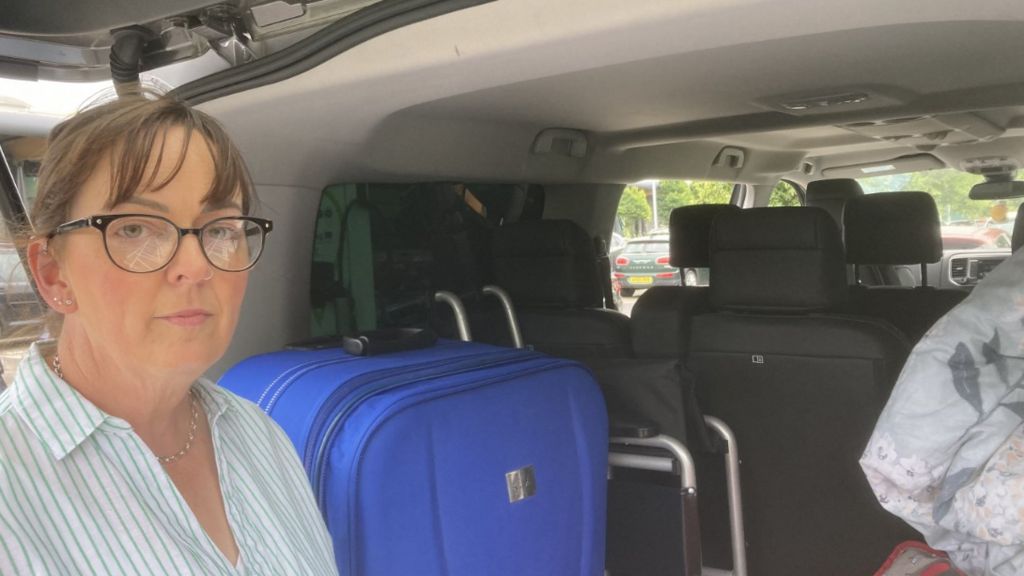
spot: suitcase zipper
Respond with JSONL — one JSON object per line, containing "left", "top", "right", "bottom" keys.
{"left": 256, "top": 340, "right": 465, "bottom": 411}
{"left": 257, "top": 355, "right": 361, "bottom": 410}
{"left": 306, "top": 349, "right": 536, "bottom": 504}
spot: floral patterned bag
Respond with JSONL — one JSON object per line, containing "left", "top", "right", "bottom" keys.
{"left": 861, "top": 249, "right": 1024, "bottom": 575}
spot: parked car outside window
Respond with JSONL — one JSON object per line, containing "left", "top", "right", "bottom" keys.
{"left": 940, "top": 226, "right": 1011, "bottom": 251}
{"left": 612, "top": 238, "right": 679, "bottom": 297}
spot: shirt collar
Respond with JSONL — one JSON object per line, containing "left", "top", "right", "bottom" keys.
{"left": 193, "top": 376, "right": 233, "bottom": 424}
{"left": 10, "top": 343, "right": 112, "bottom": 461}
{"left": 11, "top": 344, "right": 236, "bottom": 461}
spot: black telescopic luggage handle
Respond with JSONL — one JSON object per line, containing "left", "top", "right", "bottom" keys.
{"left": 341, "top": 328, "right": 438, "bottom": 356}
{"left": 287, "top": 328, "right": 438, "bottom": 355}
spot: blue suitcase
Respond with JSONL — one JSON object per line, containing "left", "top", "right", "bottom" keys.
{"left": 220, "top": 334, "right": 608, "bottom": 576}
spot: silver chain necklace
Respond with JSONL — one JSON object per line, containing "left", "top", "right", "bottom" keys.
{"left": 53, "top": 354, "right": 200, "bottom": 465}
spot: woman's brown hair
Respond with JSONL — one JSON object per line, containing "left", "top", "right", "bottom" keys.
{"left": 8, "top": 95, "right": 256, "bottom": 342}
{"left": 31, "top": 94, "right": 255, "bottom": 237}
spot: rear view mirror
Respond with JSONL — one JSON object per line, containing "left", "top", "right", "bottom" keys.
{"left": 969, "top": 180, "right": 1024, "bottom": 200}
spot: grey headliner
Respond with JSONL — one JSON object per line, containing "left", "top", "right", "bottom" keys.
{"left": 186, "top": 0, "right": 1024, "bottom": 370}
{"left": 193, "top": 0, "right": 1024, "bottom": 190}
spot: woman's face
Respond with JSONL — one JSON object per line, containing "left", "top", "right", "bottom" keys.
{"left": 56, "top": 127, "right": 249, "bottom": 376}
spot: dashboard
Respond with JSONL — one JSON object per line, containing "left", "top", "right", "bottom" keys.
{"left": 943, "top": 250, "right": 1011, "bottom": 289}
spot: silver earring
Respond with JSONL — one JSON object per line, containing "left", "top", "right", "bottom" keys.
{"left": 202, "top": 271, "right": 214, "bottom": 281}
{"left": 64, "top": 299, "right": 73, "bottom": 306}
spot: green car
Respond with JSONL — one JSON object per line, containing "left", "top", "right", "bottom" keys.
{"left": 612, "top": 239, "right": 681, "bottom": 297}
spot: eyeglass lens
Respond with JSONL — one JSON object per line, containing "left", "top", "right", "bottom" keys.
{"left": 104, "top": 216, "right": 264, "bottom": 273}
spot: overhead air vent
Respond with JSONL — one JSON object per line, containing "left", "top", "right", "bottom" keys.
{"left": 758, "top": 87, "right": 906, "bottom": 116}
{"left": 841, "top": 113, "right": 1004, "bottom": 151}
{"left": 779, "top": 92, "right": 870, "bottom": 112}
{"left": 845, "top": 117, "right": 927, "bottom": 130}
{"left": 961, "top": 156, "right": 1019, "bottom": 177}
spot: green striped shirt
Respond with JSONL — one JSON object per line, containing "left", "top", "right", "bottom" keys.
{"left": 0, "top": 344, "right": 339, "bottom": 575}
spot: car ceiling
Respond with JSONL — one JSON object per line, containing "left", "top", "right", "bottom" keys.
{"left": 2, "top": 0, "right": 225, "bottom": 36}
{"left": 13, "top": 0, "right": 1024, "bottom": 189}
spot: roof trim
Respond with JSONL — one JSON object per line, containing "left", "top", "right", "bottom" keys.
{"left": 173, "top": 0, "right": 493, "bottom": 105}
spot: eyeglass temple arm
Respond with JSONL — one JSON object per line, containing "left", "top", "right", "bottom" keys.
{"left": 48, "top": 218, "right": 93, "bottom": 238}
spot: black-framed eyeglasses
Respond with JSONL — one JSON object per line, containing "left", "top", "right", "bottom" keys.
{"left": 47, "top": 214, "right": 274, "bottom": 273}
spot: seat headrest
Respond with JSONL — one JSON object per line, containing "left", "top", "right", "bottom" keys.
{"left": 710, "top": 207, "right": 848, "bottom": 312}
{"left": 669, "top": 204, "right": 740, "bottom": 267}
{"left": 805, "top": 178, "right": 864, "bottom": 232}
{"left": 1013, "top": 202, "right": 1024, "bottom": 253}
{"left": 843, "top": 192, "right": 942, "bottom": 265}
{"left": 491, "top": 219, "right": 603, "bottom": 308}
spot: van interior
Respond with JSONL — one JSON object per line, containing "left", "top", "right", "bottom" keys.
{"left": 3, "top": 0, "right": 1024, "bottom": 574}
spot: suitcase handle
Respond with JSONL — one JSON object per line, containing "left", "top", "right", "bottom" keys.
{"left": 482, "top": 285, "right": 524, "bottom": 349}
{"left": 342, "top": 328, "right": 438, "bottom": 356}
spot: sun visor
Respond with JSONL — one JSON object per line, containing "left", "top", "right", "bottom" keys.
{"left": 822, "top": 154, "right": 944, "bottom": 179}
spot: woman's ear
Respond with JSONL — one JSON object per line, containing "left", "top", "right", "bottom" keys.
{"left": 28, "top": 238, "right": 74, "bottom": 312}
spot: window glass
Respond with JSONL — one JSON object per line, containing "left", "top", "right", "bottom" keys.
{"left": 769, "top": 180, "right": 803, "bottom": 207}
{"left": 613, "top": 180, "right": 733, "bottom": 314}
{"left": 0, "top": 142, "right": 47, "bottom": 386}
{"left": 309, "top": 183, "right": 522, "bottom": 338}
{"left": 623, "top": 241, "right": 669, "bottom": 254}
{"left": 857, "top": 169, "right": 1008, "bottom": 252}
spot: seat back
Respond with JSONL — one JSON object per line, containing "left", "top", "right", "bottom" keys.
{"left": 489, "top": 219, "right": 631, "bottom": 358}
{"left": 630, "top": 204, "right": 738, "bottom": 358}
{"left": 805, "top": 178, "right": 864, "bottom": 237}
{"left": 844, "top": 192, "right": 966, "bottom": 342}
{"left": 690, "top": 207, "right": 917, "bottom": 575}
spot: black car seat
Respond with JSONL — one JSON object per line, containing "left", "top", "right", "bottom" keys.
{"left": 806, "top": 178, "right": 866, "bottom": 285}
{"left": 689, "top": 207, "right": 918, "bottom": 576}
{"left": 488, "top": 219, "right": 632, "bottom": 358}
{"left": 630, "top": 204, "right": 739, "bottom": 358}
{"left": 628, "top": 204, "right": 743, "bottom": 570}
{"left": 805, "top": 178, "right": 864, "bottom": 236}
{"left": 844, "top": 192, "right": 967, "bottom": 342}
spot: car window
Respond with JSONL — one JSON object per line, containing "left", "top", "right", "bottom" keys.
{"left": 858, "top": 168, "right": 1007, "bottom": 253}
{"left": 0, "top": 142, "right": 47, "bottom": 382}
{"left": 618, "top": 180, "right": 733, "bottom": 237}
{"left": 614, "top": 180, "right": 733, "bottom": 315}
{"left": 309, "top": 182, "right": 527, "bottom": 339}
{"left": 941, "top": 237, "right": 983, "bottom": 251}
{"left": 769, "top": 180, "right": 803, "bottom": 207}
{"left": 1, "top": 138, "right": 43, "bottom": 213}
{"left": 622, "top": 241, "right": 669, "bottom": 255}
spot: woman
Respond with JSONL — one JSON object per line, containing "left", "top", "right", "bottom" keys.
{"left": 0, "top": 96, "right": 339, "bottom": 575}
